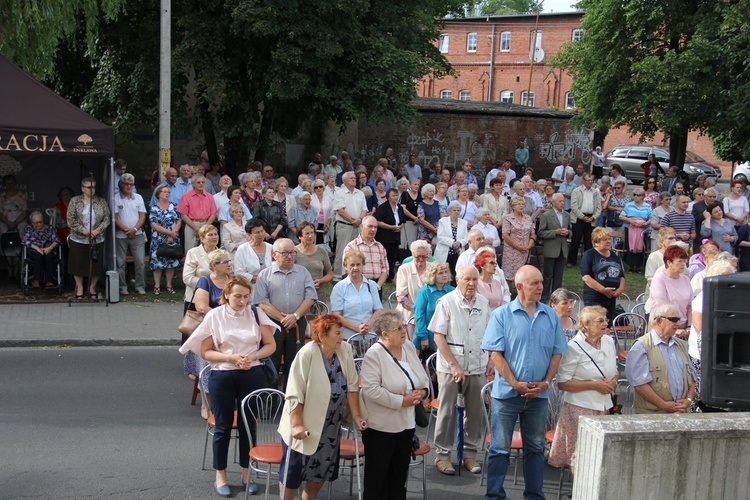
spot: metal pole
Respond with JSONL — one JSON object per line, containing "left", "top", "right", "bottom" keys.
{"left": 159, "top": 0, "right": 171, "bottom": 182}
{"left": 524, "top": 2, "right": 543, "bottom": 106}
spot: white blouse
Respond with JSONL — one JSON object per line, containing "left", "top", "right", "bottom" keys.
{"left": 556, "top": 332, "right": 618, "bottom": 411}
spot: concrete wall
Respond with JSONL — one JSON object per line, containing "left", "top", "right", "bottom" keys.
{"left": 574, "top": 414, "right": 750, "bottom": 500}
{"left": 324, "top": 98, "right": 591, "bottom": 183}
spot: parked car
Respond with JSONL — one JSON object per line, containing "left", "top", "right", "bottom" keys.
{"left": 733, "top": 162, "right": 750, "bottom": 181}
{"left": 603, "top": 145, "right": 721, "bottom": 186}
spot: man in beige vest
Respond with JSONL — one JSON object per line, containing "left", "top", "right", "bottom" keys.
{"left": 625, "top": 303, "right": 696, "bottom": 414}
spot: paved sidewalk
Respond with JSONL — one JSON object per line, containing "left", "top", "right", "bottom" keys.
{"left": 0, "top": 301, "right": 182, "bottom": 347}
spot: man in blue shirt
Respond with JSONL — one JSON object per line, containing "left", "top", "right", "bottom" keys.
{"left": 481, "top": 265, "right": 568, "bottom": 499}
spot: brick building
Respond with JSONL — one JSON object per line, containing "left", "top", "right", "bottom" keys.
{"left": 418, "top": 12, "right": 583, "bottom": 109}
{"left": 420, "top": 12, "right": 731, "bottom": 174}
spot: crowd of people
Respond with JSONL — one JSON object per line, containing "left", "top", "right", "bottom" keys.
{"left": 2, "top": 148, "right": 746, "bottom": 498}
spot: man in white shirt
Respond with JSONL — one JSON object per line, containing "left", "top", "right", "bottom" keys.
{"left": 447, "top": 171, "right": 466, "bottom": 200}
{"left": 567, "top": 173, "right": 602, "bottom": 267}
{"left": 484, "top": 160, "right": 503, "bottom": 190}
{"left": 404, "top": 154, "right": 422, "bottom": 182}
{"left": 502, "top": 159, "right": 516, "bottom": 188}
{"left": 551, "top": 155, "right": 575, "bottom": 190}
{"left": 332, "top": 171, "right": 368, "bottom": 280}
{"left": 291, "top": 173, "right": 309, "bottom": 199}
{"left": 212, "top": 175, "right": 233, "bottom": 211}
{"left": 455, "top": 230, "right": 487, "bottom": 273}
{"left": 114, "top": 173, "right": 147, "bottom": 295}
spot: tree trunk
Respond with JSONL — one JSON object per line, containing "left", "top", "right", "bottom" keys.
{"left": 223, "top": 136, "right": 248, "bottom": 181}
{"left": 668, "top": 127, "right": 688, "bottom": 170}
{"left": 254, "top": 106, "right": 274, "bottom": 165}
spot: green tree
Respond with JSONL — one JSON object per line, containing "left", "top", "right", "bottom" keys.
{"left": 552, "top": 0, "right": 729, "bottom": 169}
{"left": 0, "top": 0, "right": 124, "bottom": 79}
{"left": 480, "top": 0, "right": 542, "bottom": 15}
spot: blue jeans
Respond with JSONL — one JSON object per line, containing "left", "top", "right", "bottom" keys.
{"left": 485, "top": 396, "right": 548, "bottom": 500}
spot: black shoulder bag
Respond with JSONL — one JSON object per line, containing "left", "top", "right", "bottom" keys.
{"left": 377, "top": 341, "right": 429, "bottom": 428}
{"left": 573, "top": 341, "right": 622, "bottom": 415}
{"left": 251, "top": 305, "right": 279, "bottom": 387}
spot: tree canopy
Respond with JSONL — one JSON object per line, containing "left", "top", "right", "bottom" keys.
{"left": 552, "top": 0, "right": 729, "bottom": 167}
{"left": 480, "top": 0, "right": 541, "bottom": 15}
{"left": 1, "top": 0, "right": 467, "bottom": 170}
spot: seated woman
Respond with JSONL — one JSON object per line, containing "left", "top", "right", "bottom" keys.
{"left": 361, "top": 310, "right": 429, "bottom": 500}
{"left": 330, "top": 250, "right": 383, "bottom": 340}
{"left": 278, "top": 314, "right": 366, "bottom": 500}
{"left": 549, "top": 305, "right": 617, "bottom": 473}
{"left": 179, "top": 275, "right": 278, "bottom": 497}
{"left": 218, "top": 185, "right": 252, "bottom": 225}
{"left": 21, "top": 211, "right": 60, "bottom": 288}
{"left": 412, "top": 261, "right": 453, "bottom": 360}
{"left": 234, "top": 219, "right": 273, "bottom": 283}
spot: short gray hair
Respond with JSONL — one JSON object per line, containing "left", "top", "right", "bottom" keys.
{"left": 467, "top": 183, "right": 478, "bottom": 191}
{"left": 360, "top": 186, "right": 373, "bottom": 197}
{"left": 272, "top": 238, "right": 294, "bottom": 252}
{"left": 650, "top": 302, "right": 679, "bottom": 325}
{"left": 551, "top": 193, "right": 564, "bottom": 202}
{"left": 410, "top": 239, "right": 432, "bottom": 256}
{"left": 29, "top": 210, "right": 44, "bottom": 222}
{"left": 120, "top": 173, "right": 135, "bottom": 184}
{"left": 371, "top": 310, "right": 404, "bottom": 336}
{"left": 421, "top": 183, "right": 436, "bottom": 197}
{"left": 456, "top": 265, "right": 479, "bottom": 280}
{"left": 448, "top": 200, "right": 462, "bottom": 211}
{"left": 705, "top": 187, "right": 719, "bottom": 197}
{"left": 549, "top": 288, "right": 576, "bottom": 305}
{"left": 476, "top": 207, "right": 491, "bottom": 218}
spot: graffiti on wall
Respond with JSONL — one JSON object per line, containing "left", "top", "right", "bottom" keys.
{"left": 537, "top": 129, "right": 592, "bottom": 165}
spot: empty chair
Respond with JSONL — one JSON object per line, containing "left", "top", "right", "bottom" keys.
{"left": 240, "top": 389, "right": 285, "bottom": 500}
{"left": 611, "top": 312, "right": 647, "bottom": 368}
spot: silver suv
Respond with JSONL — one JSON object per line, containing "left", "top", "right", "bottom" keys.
{"left": 603, "top": 145, "right": 720, "bottom": 186}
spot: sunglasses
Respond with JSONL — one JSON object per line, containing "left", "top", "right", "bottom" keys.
{"left": 658, "top": 316, "right": 681, "bottom": 323}
{"left": 314, "top": 186, "right": 324, "bottom": 189}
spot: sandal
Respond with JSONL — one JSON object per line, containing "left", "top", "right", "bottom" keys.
{"left": 166, "top": 287, "right": 175, "bottom": 294}
{"left": 153, "top": 287, "right": 160, "bottom": 295}
{"left": 435, "top": 458, "right": 456, "bottom": 475}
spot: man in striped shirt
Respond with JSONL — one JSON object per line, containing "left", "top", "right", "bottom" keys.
{"left": 660, "top": 195, "right": 696, "bottom": 244}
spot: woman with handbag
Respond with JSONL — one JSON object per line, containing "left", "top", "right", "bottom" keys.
{"left": 278, "top": 314, "right": 366, "bottom": 500}
{"left": 179, "top": 275, "right": 278, "bottom": 497}
{"left": 360, "top": 310, "right": 429, "bottom": 500}
{"left": 548, "top": 305, "right": 618, "bottom": 474}
{"left": 149, "top": 184, "right": 182, "bottom": 295}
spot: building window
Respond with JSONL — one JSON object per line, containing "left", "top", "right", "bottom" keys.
{"left": 467, "top": 32, "right": 478, "bottom": 52}
{"left": 458, "top": 90, "right": 471, "bottom": 101}
{"left": 565, "top": 92, "right": 575, "bottom": 109}
{"left": 500, "top": 90, "right": 514, "bottom": 104}
{"left": 572, "top": 29, "right": 583, "bottom": 42}
{"left": 440, "top": 90, "right": 453, "bottom": 99}
{"left": 521, "top": 91, "right": 535, "bottom": 107}
{"left": 439, "top": 35, "right": 450, "bottom": 53}
{"left": 500, "top": 31, "right": 511, "bottom": 52}
{"left": 529, "top": 30, "right": 542, "bottom": 51}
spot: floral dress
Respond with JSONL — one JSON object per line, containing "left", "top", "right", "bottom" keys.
{"left": 149, "top": 204, "right": 182, "bottom": 270}
{"left": 501, "top": 213, "right": 534, "bottom": 280}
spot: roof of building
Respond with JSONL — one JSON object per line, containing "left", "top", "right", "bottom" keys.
{"left": 447, "top": 11, "right": 583, "bottom": 22}
{"left": 412, "top": 97, "right": 575, "bottom": 118}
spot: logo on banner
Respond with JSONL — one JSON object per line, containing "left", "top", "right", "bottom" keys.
{"left": 73, "top": 134, "right": 98, "bottom": 153}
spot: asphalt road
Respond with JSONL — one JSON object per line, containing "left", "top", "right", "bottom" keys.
{"left": 0, "top": 347, "right": 571, "bottom": 500}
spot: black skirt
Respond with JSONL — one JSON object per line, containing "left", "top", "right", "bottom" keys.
{"left": 68, "top": 240, "right": 104, "bottom": 277}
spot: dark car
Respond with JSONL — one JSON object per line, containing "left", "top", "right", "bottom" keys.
{"left": 603, "top": 145, "right": 721, "bottom": 186}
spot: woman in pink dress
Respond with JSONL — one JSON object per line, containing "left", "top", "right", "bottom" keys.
{"left": 501, "top": 196, "right": 536, "bottom": 289}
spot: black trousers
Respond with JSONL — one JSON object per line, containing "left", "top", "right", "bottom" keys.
{"left": 270, "top": 317, "right": 307, "bottom": 391}
{"left": 568, "top": 218, "right": 593, "bottom": 266}
{"left": 383, "top": 241, "right": 400, "bottom": 281}
{"left": 542, "top": 252, "right": 565, "bottom": 302}
{"left": 27, "top": 247, "right": 57, "bottom": 284}
{"left": 362, "top": 427, "right": 415, "bottom": 500}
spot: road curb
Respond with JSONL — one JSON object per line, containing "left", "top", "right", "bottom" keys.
{"left": 0, "top": 339, "right": 180, "bottom": 348}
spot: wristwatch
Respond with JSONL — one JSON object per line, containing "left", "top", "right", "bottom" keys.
{"left": 292, "top": 312, "right": 300, "bottom": 320}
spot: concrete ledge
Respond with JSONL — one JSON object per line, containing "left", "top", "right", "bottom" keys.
{"left": 574, "top": 414, "right": 750, "bottom": 500}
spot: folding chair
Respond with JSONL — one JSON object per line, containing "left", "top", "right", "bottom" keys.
{"left": 305, "top": 300, "right": 329, "bottom": 339}
{"left": 612, "top": 312, "right": 647, "bottom": 370}
{"left": 240, "top": 388, "right": 285, "bottom": 500}
{"left": 346, "top": 332, "right": 378, "bottom": 359}
{"left": 199, "top": 365, "right": 239, "bottom": 470}
{"left": 424, "top": 352, "right": 440, "bottom": 445}
{"left": 479, "top": 381, "right": 523, "bottom": 487}
{"left": 409, "top": 436, "right": 431, "bottom": 500}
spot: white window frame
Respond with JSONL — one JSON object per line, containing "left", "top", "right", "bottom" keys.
{"left": 440, "top": 90, "right": 453, "bottom": 99}
{"left": 500, "top": 31, "right": 511, "bottom": 52}
{"left": 529, "top": 30, "right": 542, "bottom": 51}
{"left": 521, "top": 91, "right": 535, "bottom": 107}
{"left": 439, "top": 35, "right": 450, "bottom": 53}
{"left": 565, "top": 92, "right": 575, "bottom": 109}
{"left": 467, "top": 32, "right": 478, "bottom": 53}
{"left": 500, "top": 90, "right": 514, "bottom": 104}
{"left": 572, "top": 29, "right": 583, "bottom": 42}
{"left": 458, "top": 90, "right": 471, "bottom": 101}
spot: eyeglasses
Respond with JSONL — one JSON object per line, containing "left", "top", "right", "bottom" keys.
{"left": 314, "top": 186, "right": 324, "bottom": 189}
{"left": 658, "top": 316, "right": 681, "bottom": 323}
{"left": 389, "top": 324, "right": 408, "bottom": 332}
{"left": 82, "top": 185, "right": 95, "bottom": 189}
{"left": 216, "top": 260, "right": 232, "bottom": 265}
{"left": 633, "top": 194, "right": 644, "bottom": 197}
{"left": 276, "top": 251, "right": 295, "bottom": 257}
{"left": 121, "top": 182, "right": 134, "bottom": 186}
